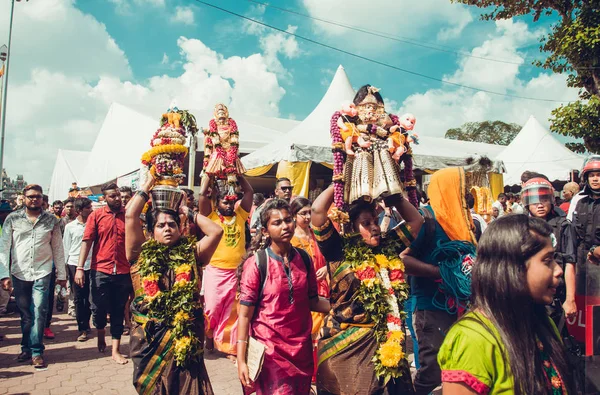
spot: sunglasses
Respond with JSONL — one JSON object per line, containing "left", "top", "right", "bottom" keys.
{"left": 280, "top": 186, "right": 293, "bottom": 191}
{"left": 25, "top": 194, "right": 43, "bottom": 200}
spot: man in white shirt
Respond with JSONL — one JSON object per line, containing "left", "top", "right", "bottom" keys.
{"left": 64, "top": 197, "right": 93, "bottom": 342}
{"left": 0, "top": 184, "right": 66, "bottom": 369}
{"left": 492, "top": 193, "right": 507, "bottom": 217}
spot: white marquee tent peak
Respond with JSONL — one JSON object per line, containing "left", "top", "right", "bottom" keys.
{"left": 242, "top": 64, "right": 355, "bottom": 169}
{"left": 48, "top": 149, "right": 91, "bottom": 202}
{"left": 496, "top": 115, "right": 583, "bottom": 185}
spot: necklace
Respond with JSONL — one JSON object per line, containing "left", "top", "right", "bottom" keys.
{"left": 217, "top": 212, "right": 236, "bottom": 226}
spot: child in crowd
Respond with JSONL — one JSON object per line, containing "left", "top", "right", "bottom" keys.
{"left": 438, "top": 214, "right": 575, "bottom": 394}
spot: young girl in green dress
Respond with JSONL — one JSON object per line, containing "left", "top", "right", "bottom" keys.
{"left": 438, "top": 214, "right": 575, "bottom": 395}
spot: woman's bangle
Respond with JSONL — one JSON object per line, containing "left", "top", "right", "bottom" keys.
{"left": 76, "top": 267, "right": 84, "bottom": 271}
{"left": 237, "top": 339, "right": 248, "bottom": 344}
{"left": 136, "top": 190, "right": 149, "bottom": 202}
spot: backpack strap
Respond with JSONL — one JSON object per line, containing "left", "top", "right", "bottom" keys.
{"left": 294, "top": 247, "right": 312, "bottom": 274}
{"left": 255, "top": 247, "right": 312, "bottom": 304}
{"left": 255, "top": 249, "right": 269, "bottom": 303}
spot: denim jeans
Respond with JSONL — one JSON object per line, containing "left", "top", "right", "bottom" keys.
{"left": 12, "top": 273, "right": 52, "bottom": 357}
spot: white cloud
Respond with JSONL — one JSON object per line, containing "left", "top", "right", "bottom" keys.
{"left": 0, "top": 0, "right": 288, "bottom": 188}
{"left": 0, "top": 0, "right": 131, "bottom": 83}
{"left": 240, "top": 6, "right": 301, "bottom": 79}
{"left": 108, "top": 0, "right": 165, "bottom": 14}
{"left": 396, "top": 20, "right": 579, "bottom": 138}
{"left": 302, "top": 0, "right": 473, "bottom": 49}
{"left": 170, "top": 6, "right": 195, "bottom": 26}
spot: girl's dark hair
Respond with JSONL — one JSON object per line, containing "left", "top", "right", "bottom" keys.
{"left": 469, "top": 214, "right": 574, "bottom": 395}
{"left": 289, "top": 197, "right": 311, "bottom": 217}
{"left": 247, "top": 199, "right": 292, "bottom": 252}
{"left": 145, "top": 208, "right": 180, "bottom": 233}
{"left": 353, "top": 84, "right": 384, "bottom": 106}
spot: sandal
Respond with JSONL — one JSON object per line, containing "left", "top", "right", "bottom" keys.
{"left": 123, "top": 326, "right": 130, "bottom": 336}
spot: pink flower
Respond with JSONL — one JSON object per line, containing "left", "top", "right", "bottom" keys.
{"left": 175, "top": 272, "right": 191, "bottom": 283}
{"left": 143, "top": 280, "right": 160, "bottom": 297}
{"left": 356, "top": 267, "right": 377, "bottom": 281}
{"left": 389, "top": 269, "right": 404, "bottom": 282}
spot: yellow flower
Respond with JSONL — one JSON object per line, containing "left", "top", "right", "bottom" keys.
{"left": 173, "top": 311, "right": 190, "bottom": 325}
{"left": 363, "top": 278, "right": 380, "bottom": 288}
{"left": 143, "top": 273, "right": 161, "bottom": 282}
{"left": 175, "top": 264, "right": 192, "bottom": 275}
{"left": 141, "top": 144, "right": 188, "bottom": 163}
{"left": 374, "top": 254, "right": 389, "bottom": 269}
{"left": 388, "top": 330, "right": 405, "bottom": 343}
{"left": 378, "top": 340, "right": 404, "bottom": 368}
{"left": 174, "top": 336, "right": 192, "bottom": 354}
{"left": 388, "top": 258, "right": 405, "bottom": 271}
{"left": 144, "top": 290, "right": 161, "bottom": 302}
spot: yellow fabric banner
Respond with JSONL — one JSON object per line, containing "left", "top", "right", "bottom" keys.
{"left": 488, "top": 172, "right": 504, "bottom": 202}
{"left": 276, "top": 161, "right": 312, "bottom": 198}
{"left": 245, "top": 164, "right": 274, "bottom": 177}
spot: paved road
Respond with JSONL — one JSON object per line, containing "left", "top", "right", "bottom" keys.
{"left": 0, "top": 310, "right": 242, "bottom": 395}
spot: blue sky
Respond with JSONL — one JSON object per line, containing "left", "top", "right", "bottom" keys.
{"left": 0, "top": 0, "right": 578, "bottom": 186}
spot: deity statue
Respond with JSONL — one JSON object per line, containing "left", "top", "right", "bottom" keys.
{"left": 331, "top": 85, "right": 404, "bottom": 213}
{"left": 201, "top": 104, "right": 245, "bottom": 198}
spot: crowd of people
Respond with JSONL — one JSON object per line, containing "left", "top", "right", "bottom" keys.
{"left": 0, "top": 154, "right": 599, "bottom": 394}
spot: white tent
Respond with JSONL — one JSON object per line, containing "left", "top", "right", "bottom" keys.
{"left": 48, "top": 149, "right": 90, "bottom": 202}
{"left": 496, "top": 115, "right": 583, "bottom": 185}
{"left": 242, "top": 65, "right": 355, "bottom": 170}
{"left": 77, "top": 102, "right": 290, "bottom": 187}
{"left": 242, "top": 65, "right": 505, "bottom": 171}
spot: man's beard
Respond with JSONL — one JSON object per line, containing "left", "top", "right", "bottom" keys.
{"left": 27, "top": 206, "right": 42, "bottom": 212}
{"left": 219, "top": 208, "right": 234, "bottom": 217}
{"left": 107, "top": 201, "right": 122, "bottom": 211}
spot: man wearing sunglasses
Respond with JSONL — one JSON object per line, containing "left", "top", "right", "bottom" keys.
{"left": 250, "top": 178, "right": 294, "bottom": 233}
{"left": 0, "top": 184, "right": 66, "bottom": 369}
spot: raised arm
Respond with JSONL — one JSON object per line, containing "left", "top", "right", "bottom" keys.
{"left": 311, "top": 185, "right": 334, "bottom": 228}
{"left": 125, "top": 176, "right": 154, "bottom": 262}
{"left": 384, "top": 194, "right": 423, "bottom": 239}
{"left": 198, "top": 176, "right": 213, "bottom": 217}
{"left": 238, "top": 175, "right": 254, "bottom": 213}
{"left": 182, "top": 206, "right": 223, "bottom": 264}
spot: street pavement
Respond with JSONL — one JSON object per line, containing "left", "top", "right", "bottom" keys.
{"left": 0, "top": 309, "right": 242, "bottom": 395}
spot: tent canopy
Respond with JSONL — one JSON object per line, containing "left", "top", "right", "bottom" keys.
{"left": 496, "top": 115, "right": 583, "bottom": 185}
{"left": 78, "top": 102, "right": 290, "bottom": 187}
{"left": 48, "top": 149, "right": 90, "bottom": 202}
{"left": 242, "top": 65, "right": 505, "bottom": 172}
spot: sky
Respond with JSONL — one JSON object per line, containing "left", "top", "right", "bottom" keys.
{"left": 0, "top": 0, "right": 580, "bottom": 188}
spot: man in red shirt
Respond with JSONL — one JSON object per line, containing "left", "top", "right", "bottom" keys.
{"left": 75, "top": 183, "right": 131, "bottom": 365}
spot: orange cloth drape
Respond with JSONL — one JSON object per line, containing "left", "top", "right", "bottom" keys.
{"left": 428, "top": 167, "right": 477, "bottom": 244}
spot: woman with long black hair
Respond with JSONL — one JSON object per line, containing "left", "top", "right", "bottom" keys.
{"left": 438, "top": 214, "right": 575, "bottom": 394}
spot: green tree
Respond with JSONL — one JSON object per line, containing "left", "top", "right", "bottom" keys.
{"left": 452, "top": 1, "right": 600, "bottom": 154}
{"left": 445, "top": 120, "right": 521, "bottom": 145}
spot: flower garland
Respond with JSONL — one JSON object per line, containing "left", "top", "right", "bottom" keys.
{"left": 137, "top": 236, "right": 202, "bottom": 367}
{"left": 343, "top": 236, "right": 410, "bottom": 383}
{"left": 330, "top": 111, "right": 347, "bottom": 217}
